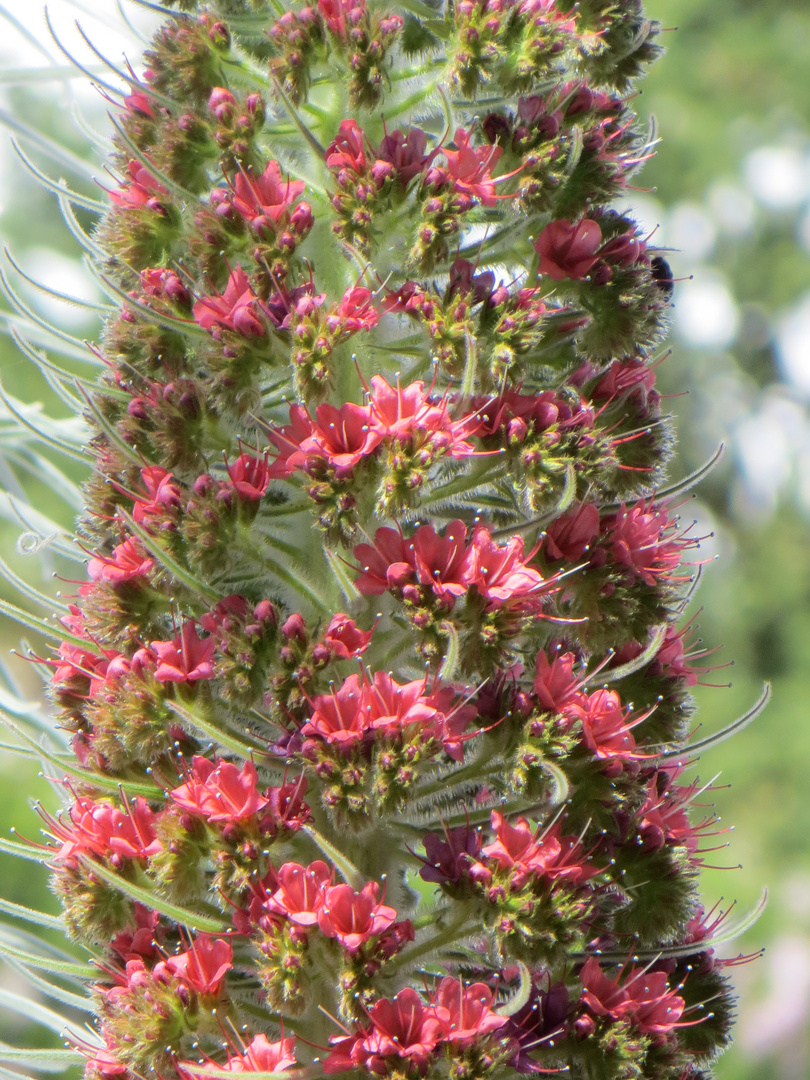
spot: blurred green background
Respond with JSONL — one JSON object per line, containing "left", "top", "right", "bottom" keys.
{"left": 0, "top": 1, "right": 809, "bottom": 1076}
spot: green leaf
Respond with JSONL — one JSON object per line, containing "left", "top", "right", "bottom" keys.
{"left": 0, "top": 986, "right": 84, "bottom": 1036}
{"left": 0, "top": 836, "right": 52, "bottom": 864}
{"left": 0, "top": 1048, "right": 83, "bottom": 1070}
{"left": 325, "top": 547, "right": 361, "bottom": 604}
{"left": 495, "top": 962, "right": 532, "bottom": 1016}
{"left": 303, "top": 826, "right": 365, "bottom": 891}
{"left": 0, "top": 941, "right": 96, "bottom": 980}
{"left": 437, "top": 623, "right": 460, "bottom": 682}
{"left": 0, "top": 377, "right": 88, "bottom": 464}
{"left": 661, "top": 683, "right": 771, "bottom": 760}
{"left": 0, "top": 897, "right": 62, "bottom": 932}
{"left": 592, "top": 624, "right": 668, "bottom": 687}
{"left": 120, "top": 510, "right": 222, "bottom": 602}
{"left": 168, "top": 700, "right": 267, "bottom": 760}
{"left": 82, "top": 859, "right": 229, "bottom": 933}
{"left": 2, "top": 956, "right": 93, "bottom": 1013}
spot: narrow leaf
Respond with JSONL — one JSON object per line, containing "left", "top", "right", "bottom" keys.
{"left": 303, "top": 826, "right": 365, "bottom": 891}
{"left": 120, "top": 510, "right": 222, "bottom": 602}
{"left": 0, "top": 897, "right": 62, "bottom": 932}
{"left": 10, "top": 141, "right": 105, "bottom": 212}
{"left": 661, "top": 683, "right": 771, "bottom": 760}
{"left": 81, "top": 859, "right": 229, "bottom": 933}
{"left": 0, "top": 940, "right": 95, "bottom": 979}
{"left": 168, "top": 700, "right": 266, "bottom": 760}
{"left": 592, "top": 624, "right": 668, "bottom": 686}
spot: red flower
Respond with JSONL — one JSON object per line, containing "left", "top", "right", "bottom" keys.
{"left": 265, "top": 860, "right": 332, "bottom": 926}
{"left": 302, "top": 674, "right": 373, "bottom": 749}
{"left": 151, "top": 623, "right": 215, "bottom": 683}
{"left": 329, "top": 286, "right": 379, "bottom": 333}
{"left": 544, "top": 503, "right": 601, "bottom": 561}
{"left": 266, "top": 404, "right": 315, "bottom": 478}
{"left": 374, "top": 127, "right": 435, "bottom": 185}
{"left": 318, "top": 881, "right": 398, "bottom": 953}
{"left": 575, "top": 689, "right": 639, "bottom": 767}
{"left": 222, "top": 1035, "right": 297, "bottom": 1073}
{"left": 230, "top": 161, "right": 306, "bottom": 231}
{"left": 298, "top": 400, "right": 383, "bottom": 476}
{"left": 87, "top": 539, "right": 154, "bottom": 585}
{"left": 410, "top": 520, "right": 473, "bottom": 605}
{"left": 440, "top": 127, "right": 503, "bottom": 207}
{"left": 131, "top": 465, "right": 182, "bottom": 526}
{"left": 110, "top": 160, "right": 167, "bottom": 211}
{"left": 193, "top": 267, "right": 267, "bottom": 338}
{"left": 369, "top": 376, "right": 480, "bottom": 456}
{"left": 432, "top": 977, "right": 508, "bottom": 1047}
{"left": 171, "top": 757, "right": 269, "bottom": 824}
{"left": 52, "top": 795, "right": 162, "bottom": 866}
{"left": 323, "top": 613, "right": 374, "bottom": 658}
{"left": 419, "top": 824, "right": 482, "bottom": 885}
{"left": 579, "top": 957, "right": 685, "bottom": 1040}
{"left": 353, "top": 527, "right": 416, "bottom": 595}
{"left": 326, "top": 118, "right": 368, "bottom": 175}
{"left": 533, "top": 649, "right": 582, "bottom": 713}
{"left": 534, "top": 219, "right": 603, "bottom": 280}
{"left": 601, "top": 501, "right": 686, "bottom": 586}
{"left": 225, "top": 452, "right": 271, "bottom": 501}
{"left": 325, "top": 988, "right": 443, "bottom": 1075}
{"left": 468, "top": 527, "right": 549, "bottom": 610}
{"left": 165, "top": 934, "right": 233, "bottom": 997}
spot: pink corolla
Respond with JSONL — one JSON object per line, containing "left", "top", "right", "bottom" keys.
{"left": 534, "top": 219, "right": 603, "bottom": 280}
{"left": 87, "top": 538, "right": 154, "bottom": 585}
{"left": 326, "top": 118, "right": 368, "bottom": 177}
{"left": 171, "top": 757, "right": 269, "bottom": 824}
{"left": 481, "top": 810, "right": 597, "bottom": 889}
{"left": 224, "top": 452, "right": 271, "bottom": 501}
{"left": 151, "top": 623, "right": 215, "bottom": 683}
{"left": 374, "top": 126, "right": 435, "bottom": 185}
{"left": 109, "top": 160, "right": 167, "bottom": 211}
{"left": 436, "top": 128, "right": 507, "bottom": 207}
{"left": 317, "top": 881, "right": 398, "bottom": 953}
{"left": 164, "top": 935, "right": 233, "bottom": 998}
{"left": 432, "top": 978, "right": 509, "bottom": 1047}
{"left": 579, "top": 957, "right": 686, "bottom": 1040}
{"left": 324, "top": 988, "right": 443, "bottom": 1075}
{"left": 263, "top": 860, "right": 333, "bottom": 926}
{"left": 227, "top": 161, "right": 306, "bottom": 231}
{"left": 354, "top": 520, "right": 552, "bottom": 613}
{"left": 601, "top": 500, "right": 688, "bottom": 586}
{"left": 328, "top": 286, "right": 379, "bottom": 333}
{"left": 51, "top": 795, "right": 162, "bottom": 867}
{"left": 193, "top": 267, "right": 267, "bottom": 338}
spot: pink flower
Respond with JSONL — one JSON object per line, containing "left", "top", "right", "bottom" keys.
{"left": 544, "top": 503, "right": 601, "bottom": 561}
{"left": 225, "top": 452, "right": 270, "bottom": 501}
{"left": 301, "top": 674, "right": 372, "bottom": 749}
{"left": 265, "top": 860, "right": 332, "bottom": 925}
{"left": 330, "top": 286, "right": 379, "bottom": 333}
{"left": 131, "top": 465, "right": 182, "bottom": 526}
{"left": 353, "top": 527, "right": 416, "bottom": 595}
{"left": 318, "top": 881, "right": 398, "bottom": 953}
{"left": 533, "top": 649, "right": 582, "bottom": 712}
{"left": 326, "top": 118, "right": 367, "bottom": 175}
{"left": 109, "top": 160, "right": 167, "bottom": 210}
{"left": 172, "top": 757, "right": 269, "bottom": 824}
{"left": 151, "top": 623, "right": 215, "bottom": 683}
{"left": 221, "top": 1035, "right": 297, "bottom": 1074}
{"left": 534, "top": 219, "right": 603, "bottom": 280}
{"left": 230, "top": 160, "right": 306, "bottom": 231}
{"left": 432, "top": 978, "right": 508, "bottom": 1046}
{"left": 325, "top": 988, "right": 443, "bottom": 1075}
{"left": 322, "top": 613, "right": 374, "bottom": 658}
{"left": 601, "top": 501, "right": 685, "bottom": 586}
{"left": 579, "top": 958, "right": 685, "bottom": 1040}
{"left": 87, "top": 538, "right": 154, "bottom": 585}
{"left": 482, "top": 811, "right": 597, "bottom": 889}
{"left": 410, "top": 520, "right": 474, "bottom": 605}
{"left": 576, "top": 689, "right": 638, "bottom": 766}
{"left": 165, "top": 934, "right": 233, "bottom": 997}
{"left": 440, "top": 128, "right": 503, "bottom": 207}
{"left": 266, "top": 404, "right": 315, "bottom": 478}
{"left": 53, "top": 796, "right": 162, "bottom": 866}
{"left": 296, "top": 400, "right": 384, "bottom": 477}
{"left": 468, "top": 527, "right": 549, "bottom": 610}
{"left": 193, "top": 267, "right": 267, "bottom": 338}
{"left": 374, "top": 127, "right": 435, "bottom": 185}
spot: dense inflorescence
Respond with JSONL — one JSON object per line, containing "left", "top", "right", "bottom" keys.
{"left": 2, "top": 3, "right": 759, "bottom": 1080}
